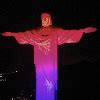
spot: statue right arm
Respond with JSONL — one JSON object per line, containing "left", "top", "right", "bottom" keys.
{"left": 1, "top": 30, "right": 37, "bottom": 45}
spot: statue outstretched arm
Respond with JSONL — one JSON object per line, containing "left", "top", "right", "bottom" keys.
{"left": 1, "top": 30, "right": 37, "bottom": 45}
{"left": 57, "top": 27, "right": 97, "bottom": 45}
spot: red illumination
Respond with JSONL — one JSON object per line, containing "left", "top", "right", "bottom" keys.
{"left": 1, "top": 13, "right": 97, "bottom": 100}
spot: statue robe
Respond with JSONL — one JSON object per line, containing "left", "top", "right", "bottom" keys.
{"left": 2, "top": 27, "right": 84, "bottom": 100}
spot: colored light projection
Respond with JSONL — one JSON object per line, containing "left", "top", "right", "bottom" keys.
{"left": 2, "top": 13, "right": 97, "bottom": 100}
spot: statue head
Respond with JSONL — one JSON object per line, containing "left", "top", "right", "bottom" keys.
{"left": 41, "top": 13, "right": 52, "bottom": 27}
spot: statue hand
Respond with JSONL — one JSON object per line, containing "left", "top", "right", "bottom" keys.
{"left": 84, "top": 27, "right": 97, "bottom": 33}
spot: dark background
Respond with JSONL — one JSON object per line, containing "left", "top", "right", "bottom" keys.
{"left": 0, "top": 0, "right": 100, "bottom": 100}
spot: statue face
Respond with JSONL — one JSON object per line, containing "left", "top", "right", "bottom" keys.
{"left": 41, "top": 13, "right": 52, "bottom": 27}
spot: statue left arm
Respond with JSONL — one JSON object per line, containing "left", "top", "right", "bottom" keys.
{"left": 57, "top": 27, "right": 97, "bottom": 45}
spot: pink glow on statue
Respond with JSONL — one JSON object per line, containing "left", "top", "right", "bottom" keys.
{"left": 2, "top": 13, "right": 97, "bottom": 100}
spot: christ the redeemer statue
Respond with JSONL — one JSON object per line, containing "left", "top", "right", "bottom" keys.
{"left": 0, "top": 13, "right": 97, "bottom": 100}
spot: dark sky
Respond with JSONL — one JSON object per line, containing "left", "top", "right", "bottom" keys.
{"left": 0, "top": 0, "right": 100, "bottom": 99}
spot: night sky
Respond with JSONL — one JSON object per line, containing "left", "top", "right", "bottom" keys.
{"left": 0, "top": 0, "right": 100, "bottom": 100}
